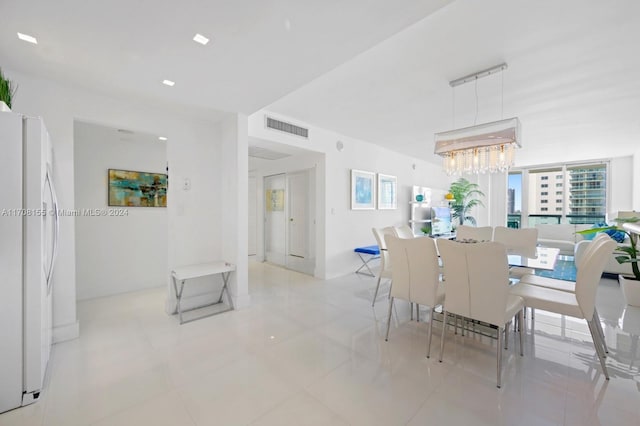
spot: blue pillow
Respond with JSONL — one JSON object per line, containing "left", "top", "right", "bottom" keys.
{"left": 604, "top": 228, "right": 626, "bottom": 243}
{"left": 585, "top": 222, "right": 625, "bottom": 243}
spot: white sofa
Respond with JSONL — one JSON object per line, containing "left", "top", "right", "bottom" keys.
{"left": 535, "top": 223, "right": 591, "bottom": 256}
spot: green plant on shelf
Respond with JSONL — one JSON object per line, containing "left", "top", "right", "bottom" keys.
{"left": 0, "top": 68, "right": 17, "bottom": 109}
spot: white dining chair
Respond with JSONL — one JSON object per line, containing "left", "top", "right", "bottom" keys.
{"left": 394, "top": 224, "right": 415, "bottom": 239}
{"left": 385, "top": 235, "right": 444, "bottom": 358}
{"left": 455, "top": 225, "right": 493, "bottom": 242}
{"left": 493, "top": 226, "right": 538, "bottom": 278}
{"left": 437, "top": 239, "right": 524, "bottom": 388}
{"left": 518, "top": 234, "right": 612, "bottom": 353}
{"left": 510, "top": 237, "right": 617, "bottom": 379}
{"left": 371, "top": 227, "right": 396, "bottom": 306}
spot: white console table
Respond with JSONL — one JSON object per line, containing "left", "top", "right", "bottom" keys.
{"left": 171, "top": 261, "right": 236, "bottom": 324}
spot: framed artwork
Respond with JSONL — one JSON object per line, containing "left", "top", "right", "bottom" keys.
{"left": 377, "top": 173, "right": 397, "bottom": 210}
{"left": 351, "top": 169, "right": 376, "bottom": 210}
{"left": 265, "top": 189, "right": 285, "bottom": 212}
{"left": 108, "top": 169, "right": 167, "bottom": 207}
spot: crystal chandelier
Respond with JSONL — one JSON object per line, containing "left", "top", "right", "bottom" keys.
{"left": 434, "top": 64, "right": 521, "bottom": 176}
{"left": 435, "top": 117, "right": 520, "bottom": 175}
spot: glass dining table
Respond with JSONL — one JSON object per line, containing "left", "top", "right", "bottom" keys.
{"left": 507, "top": 246, "right": 561, "bottom": 271}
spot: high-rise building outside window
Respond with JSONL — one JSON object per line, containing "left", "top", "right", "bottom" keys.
{"left": 517, "top": 162, "right": 607, "bottom": 226}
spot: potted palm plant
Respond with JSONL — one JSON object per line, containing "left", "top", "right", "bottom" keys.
{"left": 0, "top": 68, "right": 17, "bottom": 111}
{"left": 449, "top": 177, "right": 485, "bottom": 226}
{"left": 579, "top": 217, "right": 640, "bottom": 306}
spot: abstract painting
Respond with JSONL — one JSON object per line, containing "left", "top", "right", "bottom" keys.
{"left": 377, "top": 173, "right": 397, "bottom": 210}
{"left": 265, "top": 189, "right": 285, "bottom": 212}
{"left": 108, "top": 169, "right": 167, "bottom": 207}
{"left": 351, "top": 169, "right": 376, "bottom": 210}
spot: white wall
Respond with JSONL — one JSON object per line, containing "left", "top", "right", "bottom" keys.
{"left": 248, "top": 176, "right": 257, "bottom": 255}
{"left": 610, "top": 156, "right": 634, "bottom": 214}
{"left": 249, "top": 110, "right": 451, "bottom": 279}
{"left": 74, "top": 122, "right": 167, "bottom": 300}
{"left": 634, "top": 151, "right": 640, "bottom": 211}
{"left": 7, "top": 68, "right": 245, "bottom": 341}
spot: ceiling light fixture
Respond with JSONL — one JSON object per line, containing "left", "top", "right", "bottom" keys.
{"left": 158, "top": 136, "right": 167, "bottom": 141}
{"left": 162, "top": 79, "right": 175, "bottom": 87}
{"left": 192, "top": 33, "right": 209, "bottom": 45}
{"left": 17, "top": 32, "right": 38, "bottom": 44}
{"left": 434, "top": 63, "right": 521, "bottom": 175}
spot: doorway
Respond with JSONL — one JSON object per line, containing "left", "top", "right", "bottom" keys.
{"left": 263, "top": 169, "right": 315, "bottom": 275}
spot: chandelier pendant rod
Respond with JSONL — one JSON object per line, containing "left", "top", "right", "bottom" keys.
{"left": 449, "top": 63, "right": 508, "bottom": 88}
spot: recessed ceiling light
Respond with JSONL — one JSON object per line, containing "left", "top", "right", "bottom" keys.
{"left": 192, "top": 33, "right": 210, "bottom": 45}
{"left": 158, "top": 136, "right": 167, "bottom": 141}
{"left": 162, "top": 80, "right": 175, "bottom": 87}
{"left": 17, "top": 32, "right": 38, "bottom": 44}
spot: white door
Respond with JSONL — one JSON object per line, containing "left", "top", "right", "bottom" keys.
{"left": 287, "top": 172, "right": 307, "bottom": 258}
{"left": 248, "top": 176, "right": 257, "bottom": 256}
{"left": 264, "top": 174, "right": 286, "bottom": 266}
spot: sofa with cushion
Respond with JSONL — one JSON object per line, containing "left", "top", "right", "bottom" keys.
{"left": 535, "top": 223, "right": 591, "bottom": 256}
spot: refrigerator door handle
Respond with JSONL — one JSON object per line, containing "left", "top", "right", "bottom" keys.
{"left": 44, "top": 165, "right": 59, "bottom": 294}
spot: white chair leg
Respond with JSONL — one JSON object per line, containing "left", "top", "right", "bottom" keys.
{"left": 385, "top": 297, "right": 394, "bottom": 341}
{"left": 426, "top": 307, "right": 433, "bottom": 358}
{"left": 497, "top": 326, "right": 503, "bottom": 388}
{"left": 518, "top": 310, "right": 524, "bottom": 356}
{"left": 372, "top": 275, "right": 383, "bottom": 307}
{"left": 587, "top": 319, "right": 609, "bottom": 380}
{"left": 504, "top": 321, "right": 510, "bottom": 350}
{"left": 439, "top": 310, "right": 447, "bottom": 362}
{"left": 593, "top": 308, "right": 608, "bottom": 354}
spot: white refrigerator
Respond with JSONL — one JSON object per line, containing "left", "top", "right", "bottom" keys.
{"left": 0, "top": 111, "right": 59, "bottom": 413}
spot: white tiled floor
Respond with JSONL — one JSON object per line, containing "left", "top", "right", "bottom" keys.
{"left": 2, "top": 261, "right": 640, "bottom": 425}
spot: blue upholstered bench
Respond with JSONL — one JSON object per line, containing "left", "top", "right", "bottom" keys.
{"left": 354, "top": 245, "right": 380, "bottom": 276}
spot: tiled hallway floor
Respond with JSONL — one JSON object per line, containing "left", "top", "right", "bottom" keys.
{"left": 2, "top": 261, "right": 640, "bottom": 425}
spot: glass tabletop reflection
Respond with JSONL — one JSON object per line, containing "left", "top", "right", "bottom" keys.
{"left": 507, "top": 246, "right": 560, "bottom": 271}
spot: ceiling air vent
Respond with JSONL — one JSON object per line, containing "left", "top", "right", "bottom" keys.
{"left": 265, "top": 116, "right": 309, "bottom": 139}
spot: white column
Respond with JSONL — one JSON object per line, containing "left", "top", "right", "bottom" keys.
{"left": 220, "top": 114, "right": 250, "bottom": 308}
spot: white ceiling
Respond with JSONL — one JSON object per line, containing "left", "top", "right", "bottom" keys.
{"left": 266, "top": 0, "right": 640, "bottom": 165}
{"left": 2, "top": 0, "right": 639, "bottom": 166}
{"left": 0, "top": 0, "right": 451, "bottom": 116}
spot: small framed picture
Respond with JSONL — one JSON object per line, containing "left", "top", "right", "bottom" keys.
{"left": 351, "top": 169, "right": 376, "bottom": 210}
{"left": 377, "top": 173, "right": 397, "bottom": 210}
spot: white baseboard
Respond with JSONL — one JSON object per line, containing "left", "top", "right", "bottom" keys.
{"left": 53, "top": 320, "right": 79, "bottom": 343}
{"left": 233, "top": 293, "right": 251, "bottom": 309}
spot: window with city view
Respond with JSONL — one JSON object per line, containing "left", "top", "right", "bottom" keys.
{"left": 507, "top": 163, "right": 607, "bottom": 228}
